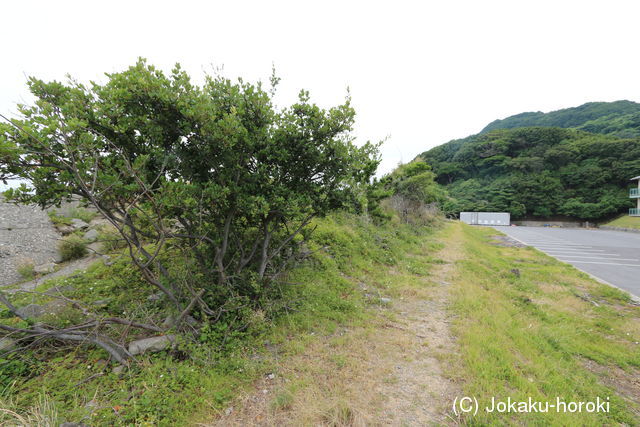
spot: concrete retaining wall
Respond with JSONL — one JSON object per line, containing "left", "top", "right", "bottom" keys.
{"left": 512, "top": 220, "right": 583, "bottom": 228}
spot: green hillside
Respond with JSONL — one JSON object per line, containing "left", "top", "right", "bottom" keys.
{"left": 482, "top": 100, "right": 640, "bottom": 139}
{"left": 420, "top": 126, "right": 640, "bottom": 220}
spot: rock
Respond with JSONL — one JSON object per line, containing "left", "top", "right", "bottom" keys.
{"left": 101, "top": 255, "right": 113, "bottom": 266}
{"left": 53, "top": 251, "right": 64, "bottom": 263}
{"left": 84, "top": 399, "right": 99, "bottom": 409}
{"left": 128, "top": 335, "right": 176, "bottom": 355}
{"left": 162, "top": 315, "right": 197, "bottom": 328}
{"left": 33, "top": 262, "right": 55, "bottom": 275}
{"left": 379, "top": 297, "right": 392, "bottom": 304}
{"left": 70, "top": 218, "right": 89, "bottom": 230}
{"left": 147, "top": 291, "right": 165, "bottom": 302}
{"left": 112, "top": 365, "right": 126, "bottom": 376}
{"left": 0, "top": 337, "right": 16, "bottom": 352}
{"left": 57, "top": 225, "right": 75, "bottom": 235}
{"left": 84, "top": 242, "right": 103, "bottom": 258}
{"left": 83, "top": 229, "right": 99, "bottom": 242}
{"left": 89, "top": 217, "right": 109, "bottom": 227}
{"left": 16, "top": 304, "right": 45, "bottom": 319}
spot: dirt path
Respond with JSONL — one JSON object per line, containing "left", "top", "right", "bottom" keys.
{"left": 208, "top": 224, "right": 464, "bottom": 426}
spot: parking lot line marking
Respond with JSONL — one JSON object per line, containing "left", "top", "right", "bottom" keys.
{"left": 557, "top": 256, "right": 637, "bottom": 261}
{"left": 538, "top": 248, "right": 602, "bottom": 252}
{"left": 526, "top": 243, "right": 592, "bottom": 246}
{"left": 534, "top": 246, "right": 594, "bottom": 250}
{"left": 561, "top": 260, "right": 640, "bottom": 267}
{"left": 534, "top": 246, "right": 593, "bottom": 249}
{"left": 540, "top": 248, "right": 603, "bottom": 254}
{"left": 542, "top": 251, "right": 619, "bottom": 256}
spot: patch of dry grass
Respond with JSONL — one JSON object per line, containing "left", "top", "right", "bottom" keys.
{"left": 207, "top": 224, "right": 461, "bottom": 426}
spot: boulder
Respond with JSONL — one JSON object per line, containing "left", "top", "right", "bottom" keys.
{"left": 57, "top": 225, "right": 75, "bottom": 235}
{"left": 53, "top": 251, "right": 64, "bottom": 263}
{"left": 34, "top": 262, "right": 56, "bottom": 275}
{"left": 70, "top": 218, "right": 89, "bottom": 230}
{"left": 83, "top": 229, "right": 99, "bottom": 242}
{"left": 128, "top": 335, "right": 176, "bottom": 356}
{"left": 162, "top": 314, "right": 197, "bottom": 328}
{"left": 87, "top": 242, "right": 102, "bottom": 253}
{"left": 16, "top": 304, "right": 45, "bottom": 319}
{"left": 147, "top": 291, "right": 164, "bottom": 302}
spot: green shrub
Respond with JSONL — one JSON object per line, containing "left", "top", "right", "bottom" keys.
{"left": 16, "top": 260, "right": 35, "bottom": 279}
{"left": 97, "top": 228, "right": 126, "bottom": 252}
{"left": 58, "top": 235, "right": 87, "bottom": 261}
{"left": 68, "top": 207, "right": 96, "bottom": 223}
{"left": 0, "top": 358, "right": 30, "bottom": 389}
{"left": 47, "top": 210, "right": 72, "bottom": 227}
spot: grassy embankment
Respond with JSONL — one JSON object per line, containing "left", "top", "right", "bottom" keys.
{"left": 209, "top": 223, "right": 640, "bottom": 425}
{"left": 2, "top": 216, "right": 639, "bottom": 425}
{"left": 603, "top": 214, "right": 640, "bottom": 230}
{"left": 450, "top": 224, "right": 640, "bottom": 425}
{"left": 0, "top": 213, "right": 444, "bottom": 425}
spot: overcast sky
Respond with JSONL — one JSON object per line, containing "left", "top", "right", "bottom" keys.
{"left": 2, "top": 0, "right": 640, "bottom": 175}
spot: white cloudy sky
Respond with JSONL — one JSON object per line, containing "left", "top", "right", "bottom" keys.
{"left": 2, "top": 0, "right": 640, "bottom": 175}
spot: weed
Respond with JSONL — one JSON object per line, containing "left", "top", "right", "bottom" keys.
{"left": 47, "top": 210, "right": 72, "bottom": 227}
{"left": 58, "top": 235, "right": 87, "bottom": 261}
{"left": 97, "top": 228, "right": 126, "bottom": 252}
{"left": 271, "top": 390, "right": 294, "bottom": 410}
{"left": 16, "top": 259, "right": 35, "bottom": 279}
{"left": 67, "top": 207, "right": 97, "bottom": 223}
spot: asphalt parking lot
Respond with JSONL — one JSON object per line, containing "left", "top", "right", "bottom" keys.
{"left": 492, "top": 226, "right": 640, "bottom": 299}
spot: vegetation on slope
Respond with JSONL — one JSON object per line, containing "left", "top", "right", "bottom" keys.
{"left": 603, "top": 215, "right": 640, "bottom": 230}
{"left": 0, "top": 212, "right": 441, "bottom": 425}
{"left": 0, "top": 60, "right": 447, "bottom": 425}
{"left": 449, "top": 224, "right": 640, "bottom": 425}
{"left": 482, "top": 100, "right": 640, "bottom": 139}
{"left": 0, "top": 59, "right": 381, "bottom": 365}
{"left": 420, "top": 127, "right": 640, "bottom": 220}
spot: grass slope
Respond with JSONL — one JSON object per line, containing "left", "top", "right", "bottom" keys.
{"left": 450, "top": 223, "right": 640, "bottom": 425}
{"left": 0, "top": 213, "right": 442, "bottom": 425}
{"left": 603, "top": 215, "right": 640, "bottom": 230}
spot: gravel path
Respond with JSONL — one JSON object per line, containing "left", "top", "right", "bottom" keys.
{"left": 0, "top": 199, "right": 62, "bottom": 286}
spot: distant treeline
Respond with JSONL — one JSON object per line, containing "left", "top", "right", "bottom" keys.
{"left": 482, "top": 100, "right": 640, "bottom": 139}
{"left": 420, "top": 124, "right": 640, "bottom": 221}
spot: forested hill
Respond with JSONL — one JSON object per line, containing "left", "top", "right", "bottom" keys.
{"left": 420, "top": 127, "right": 640, "bottom": 221}
{"left": 481, "top": 100, "right": 640, "bottom": 139}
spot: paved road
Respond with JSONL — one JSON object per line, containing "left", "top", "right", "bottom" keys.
{"left": 492, "top": 226, "right": 640, "bottom": 298}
